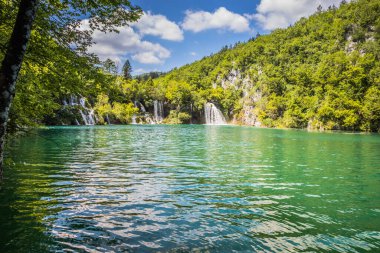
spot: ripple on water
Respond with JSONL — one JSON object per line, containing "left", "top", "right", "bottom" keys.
{"left": 1, "top": 125, "right": 380, "bottom": 252}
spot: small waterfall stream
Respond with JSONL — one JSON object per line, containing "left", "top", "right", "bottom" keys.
{"left": 205, "top": 102, "right": 227, "bottom": 125}
{"left": 78, "top": 97, "right": 96, "bottom": 125}
{"left": 134, "top": 101, "right": 146, "bottom": 113}
{"left": 131, "top": 115, "right": 137, "bottom": 124}
{"left": 132, "top": 100, "right": 164, "bottom": 124}
{"left": 153, "top": 100, "right": 164, "bottom": 123}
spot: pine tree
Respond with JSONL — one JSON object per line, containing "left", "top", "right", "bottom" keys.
{"left": 122, "top": 60, "right": 132, "bottom": 80}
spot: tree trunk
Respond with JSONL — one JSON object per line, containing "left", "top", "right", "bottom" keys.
{"left": 0, "top": 0, "right": 38, "bottom": 176}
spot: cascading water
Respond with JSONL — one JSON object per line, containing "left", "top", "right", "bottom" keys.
{"left": 62, "top": 95, "right": 97, "bottom": 125}
{"left": 153, "top": 100, "right": 164, "bottom": 123}
{"left": 133, "top": 100, "right": 164, "bottom": 124}
{"left": 78, "top": 97, "right": 96, "bottom": 125}
{"left": 134, "top": 101, "right": 146, "bottom": 113}
{"left": 131, "top": 115, "right": 137, "bottom": 124}
{"left": 69, "top": 95, "right": 78, "bottom": 106}
{"left": 205, "top": 102, "right": 227, "bottom": 125}
{"left": 79, "top": 97, "right": 86, "bottom": 107}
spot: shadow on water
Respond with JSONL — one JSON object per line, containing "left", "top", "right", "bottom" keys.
{"left": 0, "top": 127, "right": 91, "bottom": 252}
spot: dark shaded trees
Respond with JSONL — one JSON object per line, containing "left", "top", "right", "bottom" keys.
{"left": 0, "top": 0, "right": 38, "bottom": 174}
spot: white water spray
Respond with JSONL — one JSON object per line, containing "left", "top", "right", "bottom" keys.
{"left": 204, "top": 102, "right": 227, "bottom": 125}
{"left": 131, "top": 115, "right": 137, "bottom": 124}
{"left": 153, "top": 100, "right": 164, "bottom": 123}
{"left": 63, "top": 95, "right": 96, "bottom": 125}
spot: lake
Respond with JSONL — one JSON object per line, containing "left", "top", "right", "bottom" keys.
{"left": 0, "top": 125, "right": 379, "bottom": 252}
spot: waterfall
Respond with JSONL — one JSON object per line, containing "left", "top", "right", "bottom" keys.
{"left": 79, "top": 97, "right": 86, "bottom": 108}
{"left": 79, "top": 110, "right": 88, "bottom": 125}
{"left": 78, "top": 109, "right": 95, "bottom": 125}
{"left": 133, "top": 100, "right": 163, "bottom": 124}
{"left": 78, "top": 98, "right": 96, "bottom": 125}
{"left": 88, "top": 109, "right": 95, "bottom": 125}
{"left": 131, "top": 115, "right": 137, "bottom": 124}
{"left": 134, "top": 101, "right": 146, "bottom": 113}
{"left": 204, "top": 102, "right": 227, "bottom": 125}
{"left": 62, "top": 95, "right": 96, "bottom": 125}
{"left": 69, "top": 95, "right": 78, "bottom": 106}
{"left": 153, "top": 100, "right": 164, "bottom": 123}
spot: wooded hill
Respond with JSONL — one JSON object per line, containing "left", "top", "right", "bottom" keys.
{"left": 150, "top": 0, "right": 380, "bottom": 131}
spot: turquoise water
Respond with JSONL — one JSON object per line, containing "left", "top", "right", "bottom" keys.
{"left": 0, "top": 125, "right": 379, "bottom": 252}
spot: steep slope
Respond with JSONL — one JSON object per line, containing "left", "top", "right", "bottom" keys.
{"left": 153, "top": 0, "right": 380, "bottom": 131}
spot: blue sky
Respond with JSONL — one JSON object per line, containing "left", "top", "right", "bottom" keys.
{"left": 83, "top": 0, "right": 345, "bottom": 75}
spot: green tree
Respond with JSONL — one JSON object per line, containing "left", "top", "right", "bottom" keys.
{"left": 0, "top": 0, "right": 141, "bottom": 171}
{"left": 104, "top": 59, "right": 118, "bottom": 74}
{"left": 361, "top": 86, "right": 380, "bottom": 132}
{"left": 94, "top": 93, "right": 113, "bottom": 124}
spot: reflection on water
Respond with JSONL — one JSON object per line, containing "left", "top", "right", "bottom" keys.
{"left": 1, "top": 125, "right": 380, "bottom": 252}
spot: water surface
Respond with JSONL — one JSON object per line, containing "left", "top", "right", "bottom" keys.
{"left": 1, "top": 125, "right": 379, "bottom": 252}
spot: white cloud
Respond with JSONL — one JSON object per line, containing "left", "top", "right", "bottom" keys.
{"left": 80, "top": 19, "right": 170, "bottom": 64}
{"left": 190, "top": 52, "right": 197, "bottom": 56}
{"left": 253, "top": 0, "right": 348, "bottom": 30}
{"left": 132, "top": 12, "right": 184, "bottom": 41}
{"left": 182, "top": 7, "right": 250, "bottom": 33}
{"left": 132, "top": 53, "right": 161, "bottom": 64}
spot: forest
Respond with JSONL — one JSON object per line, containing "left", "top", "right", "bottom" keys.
{"left": 1, "top": 0, "right": 379, "bottom": 133}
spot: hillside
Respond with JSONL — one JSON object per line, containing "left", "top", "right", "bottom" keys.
{"left": 146, "top": 0, "right": 379, "bottom": 131}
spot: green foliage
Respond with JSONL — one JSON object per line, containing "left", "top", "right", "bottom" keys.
{"left": 165, "top": 80, "right": 193, "bottom": 109}
{"left": 361, "top": 86, "right": 380, "bottom": 131}
{"left": 164, "top": 110, "right": 191, "bottom": 124}
{"left": 103, "top": 59, "right": 118, "bottom": 74}
{"left": 111, "top": 102, "right": 138, "bottom": 124}
{"left": 94, "top": 93, "right": 112, "bottom": 124}
{"left": 94, "top": 94, "right": 138, "bottom": 124}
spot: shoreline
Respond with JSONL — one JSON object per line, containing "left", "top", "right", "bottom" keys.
{"left": 35, "top": 123, "right": 379, "bottom": 135}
